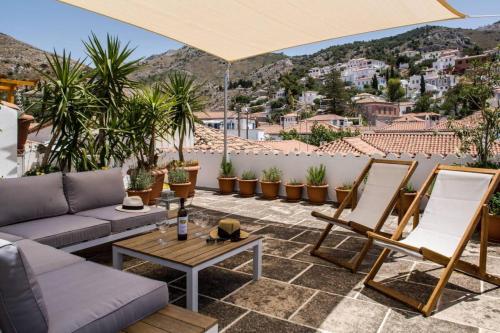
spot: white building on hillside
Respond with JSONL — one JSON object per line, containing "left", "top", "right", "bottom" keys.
{"left": 308, "top": 65, "right": 333, "bottom": 79}
{"left": 299, "top": 91, "right": 324, "bottom": 105}
{"left": 409, "top": 69, "right": 457, "bottom": 97}
{"left": 400, "top": 50, "right": 420, "bottom": 58}
{"left": 275, "top": 88, "right": 286, "bottom": 99}
{"left": 432, "top": 50, "right": 459, "bottom": 72}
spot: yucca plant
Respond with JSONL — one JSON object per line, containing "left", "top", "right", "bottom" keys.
{"left": 163, "top": 72, "right": 204, "bottom": 162}
{"left": 306, "top": 164, "right": 327, "bottom": 186}
{"left": 287, "top": 178, "right": 303, "bottom": 185}
{"left": 125, "top": 83, "right": 173, "bottom": 170}
{"left": 261, "top": 167, "right": 282, "bottom": 182}
{"left": 168, "top": 168, "right": 189, "bottom": 184}
{"left": 128, "top": 168, "right": 154, "bottom": 191}
{"left": 84, "top": 33, "right": 142, "bottom": 168}
{"left": 30, "top": 50, "right": 97, "bottom": 171}
{"left": 220, "top": 159, "right": 235, "bottom": 178}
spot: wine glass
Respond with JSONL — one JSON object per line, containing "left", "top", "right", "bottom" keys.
{"left": 156, "top": 219, "right": 169, "bottom": 244}
{"left": 191, "top": 212, "right": 209, "bottom": 238}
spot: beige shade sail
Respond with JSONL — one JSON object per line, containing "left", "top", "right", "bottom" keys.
{"left": 58, "top": 0, "right": 464, "bottom": 62}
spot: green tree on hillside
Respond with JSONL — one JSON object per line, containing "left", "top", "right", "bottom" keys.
{"left": 371, "top": 74, "right": 379, "bottom": 91}
{"left": 386, "top": 78, "right": 405, "bottom": 102}
{"left": 322, "top": 70, "right": 348, "bottom": 115}
{"left": 420, "top": 74, "right": 426, "bottom": 95}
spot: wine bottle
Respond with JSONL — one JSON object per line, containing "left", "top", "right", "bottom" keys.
{"left": 177, "top": 198, "right": 188, "bottom": 240}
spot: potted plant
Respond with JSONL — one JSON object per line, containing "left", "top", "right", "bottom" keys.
{"left": 168, "top": 168, "right": 191, "bottom": 199}
{"left": 125, "top": 84, "right": 174, "bottom": 204}
{"left": 127, "top": 168, "right": 154, "bottom": 205}
{"left": 164, "top": 72, "right": 204, "bottom": 197}
{"left": 396, "top": 183, "right": 417, "bottom": 217}
{"left": 218, "top": 159, "right": 236, "bottom": 194}
{"left": 487, "top": 192, "right": 500, "bottom": 242}
{"left": 285, "top": 179, "right": 304, "bottom": 202}
{"left": 306, "top": 164, "right": 328, "bottom": 205}
{"left": 260, "top": 167, "right": 282, "bottom": 200}
{"left": 335, "top": 183, "right": 353, "bottom": 208}
{"left": 238, "top": 170, "right": 258, "bottom": 197}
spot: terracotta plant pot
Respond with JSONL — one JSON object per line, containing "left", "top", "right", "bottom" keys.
{"left": 184, "top": 165, "right": 200, "bottom": 197}
{"left": 335, "top": 187, "right": 352, "bottom": 208}
{"left": 218, "top": 177, "right": 236, "bottom": 195}
{"left": 260, "top": 181, "right": 281, "bottom": 200}
{"left": 126, "top": 189, "right": 152, "bottom": 205}
{"left": 169, "top": 182, "right": 191, "bottom": 199}
{"left": 149, "top": 168, "right": 168, "bottom": 205}
{"left": 396, "top": 192, "right": 417, "bottom": 216}
{"left": 17, "top": 114, "right": 34, "bottom": 153}
{"left": 238, "top": 179, "right": 258, "bottom": 197}
{"left": 306, "top": 184, "right": 329, "bottom": 205}
{"left": 487, "top": 213, "right": 500, "bottom": 243}
{"left": 285, "top": 184, "right": 304, "bottom": 202}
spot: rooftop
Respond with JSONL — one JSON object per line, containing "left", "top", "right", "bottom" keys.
{"left": 79, "top": 189, "right": 500, "bottom": 332}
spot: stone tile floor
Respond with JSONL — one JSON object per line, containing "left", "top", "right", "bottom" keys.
{"left": 81, "top": 190, "right": 500, "bottom": 333}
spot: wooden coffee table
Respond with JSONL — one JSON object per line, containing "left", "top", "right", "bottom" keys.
{"left": 113, "top": 223, "right": 263, "bottom": 312}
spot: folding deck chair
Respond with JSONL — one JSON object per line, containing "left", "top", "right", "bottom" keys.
{"left": 365, "top": 165, "right": 500, "bottom": 316}
{"left": 310, "top": 158, "right": 417, "bottom": 273}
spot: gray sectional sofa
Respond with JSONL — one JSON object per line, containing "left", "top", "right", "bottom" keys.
{"left": 0, "top": 168, "right": 166, "bottom": 252}
{"left": 0, "top": 169, "right": 172, "bottom": 332}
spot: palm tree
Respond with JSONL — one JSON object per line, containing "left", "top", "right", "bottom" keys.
{"left": 163, "top": 72, "right": 204, "bottom": 162}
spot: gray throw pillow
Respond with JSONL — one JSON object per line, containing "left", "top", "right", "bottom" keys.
{"left": 63, "top": 168, "right": 126, "bottom": 213}
{"left": 0, "top": 239, "right": 49, "bottom": 333}
{"left": 0, "top": 172, "right": 69, "bottom": 227}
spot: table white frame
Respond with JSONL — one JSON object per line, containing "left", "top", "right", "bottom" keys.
{"left": 113, "top": 238, "right": 263, "bottom": 312}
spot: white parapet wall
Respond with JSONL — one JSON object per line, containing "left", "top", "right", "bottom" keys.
{"left": 159, "top": 150, "right": 477, "bottom": 201}
{"left": 0, "top": 105, "right": 18, "bottom": 178}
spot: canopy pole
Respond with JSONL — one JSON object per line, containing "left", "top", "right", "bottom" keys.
{"left": 223, "top": 62, "right": 231, "bottom": 161}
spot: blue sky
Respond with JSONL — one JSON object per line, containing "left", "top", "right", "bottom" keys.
{"left": 2, "top": 1, "right": 499, "bottom": 61}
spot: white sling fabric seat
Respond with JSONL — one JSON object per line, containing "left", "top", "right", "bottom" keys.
{"left": 342, "top": 163, "right": 411, "bottom": 230}
{"left": 375, "top": 170, "right": 493, "bottom": 258}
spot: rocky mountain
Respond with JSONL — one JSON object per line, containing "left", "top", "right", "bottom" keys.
{"left": 2, "top": 22, "right": 499, "bottom": 108}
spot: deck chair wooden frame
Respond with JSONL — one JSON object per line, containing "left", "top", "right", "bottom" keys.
{"left": 310, "top": 158, "right": 417, "bottom": 273}
{"left": 364, "top": 164, "right": 500, "bottom": 316}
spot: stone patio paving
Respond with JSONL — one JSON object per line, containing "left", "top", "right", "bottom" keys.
{"left": 81, "top": 190, "right": 500, "bottom": 333}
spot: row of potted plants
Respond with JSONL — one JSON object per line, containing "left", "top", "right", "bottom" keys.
{"left": 217, "top": 160, "right": 330, "bottom": 204}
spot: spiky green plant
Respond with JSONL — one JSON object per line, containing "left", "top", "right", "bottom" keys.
{"left": 338, "top": 183, "right": 353, "bottom": 190}
{"left": 128, "top": 168, "right": 154, "bottom": 190}
{"left": 168, "top": 168, "right": 189, "bottom": 184}
{"left": 241, "top": 170, "right": 257, "bottom": 180}
{"left": 306, "top": 164, "right": 327, "bottom": 186}
{"left": 220, "top": 159, "right": 234, "bottom": 178}
{"left": 489, "top": 192, "right": 500, "bottom": 216}
{"left": 287, "top": 178, "right": 303, "bottom": 185}
{"left": 162, "top": 72, "right": 204, "bottom": 162}
{"left": 261, "top": 167, "right": 282, "bottom": 182}
{"left": 404, "top": 183, "right": 416, "bottom": 193}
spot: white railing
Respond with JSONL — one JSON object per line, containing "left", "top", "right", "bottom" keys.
{"left": 159, "top": 150, "right": 478, "bottom": 201}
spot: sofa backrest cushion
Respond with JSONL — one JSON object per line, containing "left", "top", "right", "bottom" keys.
{"left": 0, "top": 239, "right": 49, "bottom": 333}
{"left": 0, "top": 172, "right": 69, "bottom": 226}
{"left": 64, "top": 168, "right": 126, "bottom": 213}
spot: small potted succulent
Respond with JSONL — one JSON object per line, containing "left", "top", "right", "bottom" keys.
{"left": 260, "top": 167, "right": 282, "bottom": 200}
{"left": 335, "top": 183, "right": 353, "bottom": 208}
{"left": 487, "top": 192, "right": 500, "bottom": 242}
{"left": 127, "top": 168, "right": 154, "bottom": 205}
{"left": 306, "top": 164, "right": 328, "bottom": 205}
{"left": 285, "top": 179, "right": 304, "bottom": 202}
{"left": 397, "top": 183, "right": 417, "bottom": 217}
{"left": 218, "top": 159, "right": 236, "bottom": 195}
{"left": 168, "top": 168, "right": 191, "bottom": 199}
{"left": 238, "top": 170, "right": 258, "bottom": 197}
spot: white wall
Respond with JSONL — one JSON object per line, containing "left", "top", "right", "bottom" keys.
{"left": 0, "top": 105, "right": 18, "bottom": 178}
{"left": 159, "top": 150, "right": 476, "bottom": 201}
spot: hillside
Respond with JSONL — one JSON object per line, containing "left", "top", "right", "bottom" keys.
{"left": 0, "top": 33, "right": 51, "bottom": 80}
{"left": 2, "top": 22, "right": 499, "bottom": 109}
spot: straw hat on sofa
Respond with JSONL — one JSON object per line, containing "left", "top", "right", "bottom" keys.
{"left": 209, "top": 218, "right": 249, "bottom": 241}
{"left": 115, "top": 196, "right": 150, "bottom": 213}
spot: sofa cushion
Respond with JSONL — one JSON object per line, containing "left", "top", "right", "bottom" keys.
{"left": 0, "top": 231, "right": 22, "bottom": 242}
{"left": 0, "top": 240, "right": 49, "bottom": 333}
{"left": 77, "top": 205, "right": 166, "bottom": 233}
{"left": 64, "top": 168, "right": 126, "bottom": 213}
{"left": 16, "top": 239, "right": 85, "bottom": 276}
{"left": 0, "top": 215, "right": 111, "bottom": 248}
{"left": 0, "top": 172, "right": 68, "bottom": 226}
{"left": 38, "top": 261, "right": 168, "bottom": 333}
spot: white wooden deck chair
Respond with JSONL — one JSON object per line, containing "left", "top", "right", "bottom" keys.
{"left": 365, "top": 165, "right": 500, "bottom": 316}
{"left": 310, "top": 159, "right": 417, "bottom": 272}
